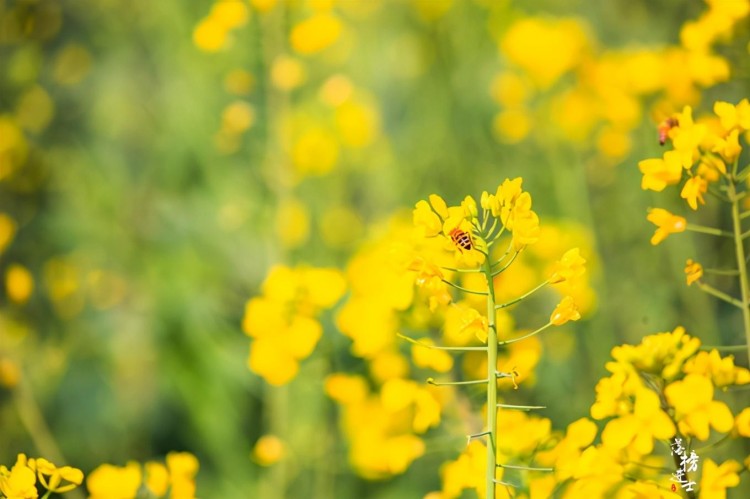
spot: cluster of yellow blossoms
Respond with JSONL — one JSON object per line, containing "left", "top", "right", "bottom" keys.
{"left": 492, "top": 0, "right": 748, "bottom": 160}
{"left": 1, "top": 454, "right": 82, "bottom": 499}
{"left": 242, "top": 264, "right": 346, "bottom": 385}
{"left": 640, "top": 100, "right": 750, "bottom": 217}
{"left": 429, "top": 327, "right": 750, "bottom": 498}
{"left": 0, "top": 452, "right": 199, "bottom": 499}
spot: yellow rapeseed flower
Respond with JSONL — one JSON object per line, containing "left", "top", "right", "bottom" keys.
{"left": 699, "top": 459, "right": 740, "bottom": 499}
{"left": 411, "top": 338, "right": 453, "bottom": 373}
{"left": 144, "top": 461, "right": 168, "bottom": 497}
{"left": 29, "top": 457, "right": 83, "bottom": 494}
{"left": 253, "top": 435, "right": 286, "bottom": 466}
{"left": 735, "top": 407, "right": 750, "bottom": 437}
{"left": 0, "top": 454, "right": 37, "bottom": 499}
{"left": 610, "top": 326, "right": 700, "bottom": 380}
{"left": 290, "top": 14, "right": 342, "bottom": 55}
{"left": 86, "top": 462, "right": 141, "bottom": 499}
{"left": 5, "top": 264, "right": 33, "bottom": 304}
{"left": 600, "top": 387, "right": 675, "bottom": 455}
{"left": 638, "top": 150, "right": 683, "bottom": 192}
{"left": 684, "top": 258, "right": 703, "bottom": 285}
{"left": 682, "top": 349, "right": 750, "bottom": 388}
{"left": 646, "top": 208, "right": 687, "bottom": 245}
{"left": 500, "top": 17, "right": 589, "bottom": 89}
{"left": 292, "top": 126, "right": 339, "bottom": 176}
{"left": 680, "top": 175, "right": 708, "bottom": 210}
{"left": 550, "top": 296, "right": 580, "bottom": 326}
{"left": 664, "top": 374, "right": 733, "bottom": 440}
{"left": 549, "top": 247, "right": 586, "bottom": 284}
{"left": 714, "top": 98, "right": 750, "bottom": 132}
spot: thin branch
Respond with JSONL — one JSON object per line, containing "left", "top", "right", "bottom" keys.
{"left": 427, "top": 378, "right": 488, "bottom": 386}
{"left": 397, "top": 333, "right": 485, "bottom": 351}
{"left": 685, "top": 223, "right": 733, "bottom": 238}
{"left": 497, "top": 404, "right": 546, "bottom": 411}
{"left": 497, "top": 463, "right": 553, "bottom": 472}
{"left": 703, "top": 267, "right": 740, "bottom": 276}
{"left": 442, "top": 279, "right": 488, "bottom": 296}
{"left": 695, "top": 281, "right": 745, "bottom": 309}
{"left": 492, "top": 250, "right": 519, "bottom": 277}
{"left": 495, "top": 279, "right": 550, "bottom": 310}
{"left": 498, "top": 322, "right": 553, "bottom": 346}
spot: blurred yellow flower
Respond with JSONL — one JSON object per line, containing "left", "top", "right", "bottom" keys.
{"left": 144, "top": 462, "right": 168, "bottom": 497}
{"left": 192, "top": 19, "right": 228, "bottom": 53}
{"left": 699, "top": 459, "right": 740, "bottom": 499}
{"left": 0, "top": 117, "right": 29, "bottom": 180}
{"left": 0, "top": 358, "right": 20, "bottom": 388}
{"left": 714, "top": 98, "right": 750, "bottom": 131}
{"left": 221, "top": 100, "right": 255, "bottom": 133}
{"left": 52, "top": 43, "right": 92, "bottom": 86}
{"left": 500, "top": 17, "right": 589, "bottom": 89}
{"left": 15, "top": 85, "right": 54, "bottom": 133}
{"left": 492, "top": 109, "right": 532, "bottom": 143}
{"left": 211, "top": 0, "right": 249, "bottom": 30}
{"left": 5, "top": 264, "right": 33, "bottom": 304}
{"left": 735, "top": 408, "right": 750, "bottom": 437}
{"left": 271, "top": 55, "right": 306, "bottom": 91}
{"left": 292, "top": 126, "right": 339, "bottom": 176}
{"left": 684, "top": 258, "right": 702, "bottom": 285}
{"left": 224, "top": 69, "right": 254, "bottom": 95}
{"left": 275, "top": 198, "right": 310, "bottom": 248}
{"left": 413, "top": 200, "right": 442, "bottom": 237}
{"left": 646, "top": 208, "right": 687, "bottom": 245}
{"left": 0, "top": 454, "right": 37, "bottom": 499}
{"left": 335, "top": 99, "right": 380, "bottom": 148}
{"left": 490, "top": 73, "right": 530, "bottom": 108}
{"left": 0, "top": 213, "right": 16, "bottom": 254}
{"left": 325, "top": 373, "right": 369, "bottom": 405}
{"left": 87, "top": 462, "right": 141, "bottom": 499}
{"left": 253, "top": 435, "right": 286, "bottom": 466}
{"left": 290, "top": 14, "right": 342, "bottom": 55}
{"left": 411, "top": 338, "right": 453, "bottom": 373}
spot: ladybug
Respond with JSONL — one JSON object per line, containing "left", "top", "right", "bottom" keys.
{"left": 449, "top": 227, "right": 473, "bottom": 252}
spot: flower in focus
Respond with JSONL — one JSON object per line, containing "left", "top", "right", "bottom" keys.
{"left": 684, "top": 258, "right": 702, "bottom": 285}
{"left": 664, "top": 374, "right": 733, "bottom": 440}
{"left": 550, "top": 296, "right": 580, "bottom": 325}
{"left": 680, "top": 175, "right": 707, "bottom": 210}
{"left": 549, "top": 247, "right": 586, "bottom": 284}
{"left": 638, "top": 150, "right": 683, "bottom": 192}
{"left": 0, "top": 454, "right": 37, "bottom": 499}
{"left": 600, "top": 387, "right": 675, "bottom": 455}
{"left": 646, "top": 208, "right": 687, "bottom": 245}
{"left": 29, "top": 457, "right": 83, "bottom": 494}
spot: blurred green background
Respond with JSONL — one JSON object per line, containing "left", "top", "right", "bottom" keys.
{"left": 1, "top": 0, "right": 748, "bottom": 497}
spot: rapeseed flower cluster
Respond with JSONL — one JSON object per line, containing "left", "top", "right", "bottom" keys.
{"left": 1, "top": 454, "right": 83, "bottom": 499}
{"left": 242, "top": 264, "right": 346, "bottom": 385}
{"left": 408, "top": 179, "right": 585, "bottom": 498}
{"left": 87, "top": 452, "right": 199, "bottom": 499}
{"left": 639, "top": 99, "right": 750, "bottom": 361}
{"left": 491, "top": 0, "right": 748, "bottom": 160}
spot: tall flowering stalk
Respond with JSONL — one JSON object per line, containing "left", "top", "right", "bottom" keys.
{"left": 407, "top": 178, "right": 584, "bottom": 497}
{"left": 640, "top": 99, "right": 750, "bottom": 359}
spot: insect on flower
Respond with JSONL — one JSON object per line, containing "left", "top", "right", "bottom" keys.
{"left": 658, "top": 117, "right": 678, "bottom": 146}
{"left": 449, "top": 227, "right": 474, "bottom": 252}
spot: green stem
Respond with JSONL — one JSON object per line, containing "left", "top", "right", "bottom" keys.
{"left": 491, "top": 250, "right": 519, "bottom": 277}
{"left": 483, "top": 258, "right": 499, "bottom": 499}
{"left": 685, "top": 223, "right": 733, "bottom": 238}
{"left": 497, "top": 403, "right": 546, "bottom": 411}
{"left": 728, "top": 179, "right": 750, "bottom": 361}
{"left": 427, "top": 378, "right": 488, "bottom": 386}
{"left": 442, "top": 279, "right": 488, "bottom": 296}
{"left": 702, "top": 268, "right": 740, "bottom": 276}
{"left": 499, "top": 322, "right": 553, "bottom": 346}
{"left": 695, "top": 281, "right": 745, "bottom": 309}
{"left": 495, "top": 279, "right": 550, "bottom": 310}
{"left": 396, "top": 333, "right": 485, "bottom": 351}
